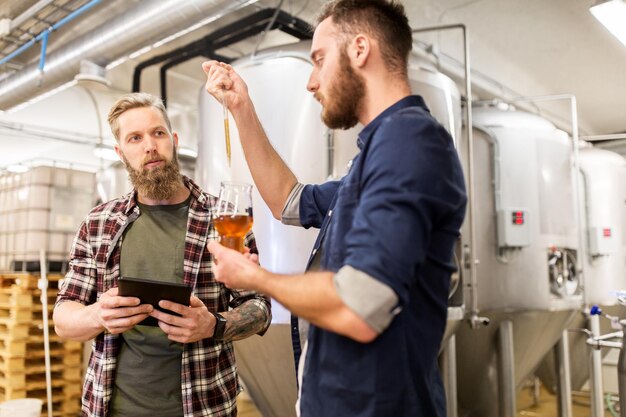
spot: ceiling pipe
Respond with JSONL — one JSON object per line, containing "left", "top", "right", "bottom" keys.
{"left": 132, "top": 8, "right": 312, "bottom": 93}
{"left": 146, "top": 8, "right": 312, "bottom": 106}
{"left": 0, "top": 0, "right": 103, "bottom": 69}
{"left": 0, "top": 0, "right": 260, "bottom": 111}
{"left": 5, "top": 0, "right": 56, "bottom": 34}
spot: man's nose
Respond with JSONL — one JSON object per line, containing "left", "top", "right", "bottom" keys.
{"left": 307, "top": 71, "right": 318, "bottom": 93}
{"left": 144, "top": 135, "right": 157, "bottom": 152}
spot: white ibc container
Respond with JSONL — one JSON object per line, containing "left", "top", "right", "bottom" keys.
{"left": 24, "top": 231, "right": 48, "bottom": 253}
{"left": 25, "top": 208, "right": 49, "bottom": 231}
{"left": 28, "top": 166, "right": 52, "bottom": 184}
{"left": 51, "top": 167, "right": 71, "bottom": 187}
{"left": 4, "top": 212, "right": 16, "bottom": 233}
{"left": 49, "top": 232, "right": 72, "bottom": 256}
{"left": 0, "top": 398, "right": 42, "bottom": 417}
{"left": 71, "top": 169, "right": 95, "bottom": 189}
{"left": 26, "top": 184, "right": 51, "bottom": 209}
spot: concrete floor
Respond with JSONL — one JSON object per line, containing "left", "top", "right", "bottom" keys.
{"left": 237, "top": 392, "right": 263, "bottom": 417}
{"left": 517, "top": 385, "right": 616, "bottom": 417}
{"left": 238, "top": 384, "right": 618, "bottom": 417}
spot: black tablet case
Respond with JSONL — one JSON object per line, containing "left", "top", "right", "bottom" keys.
{"left": 118, "top": 276, "right": 192, "bottom": 326}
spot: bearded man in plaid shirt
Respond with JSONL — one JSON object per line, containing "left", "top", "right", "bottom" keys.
{"left": 53, "top": 92, "right": 271, "bottom": 417}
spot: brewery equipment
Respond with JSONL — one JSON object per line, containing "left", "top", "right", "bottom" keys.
{"left": 455, "top": 104, "right": 582, "bottom": 416}
{"left": 536, "top": 146, "right": 626, "bottom": 396}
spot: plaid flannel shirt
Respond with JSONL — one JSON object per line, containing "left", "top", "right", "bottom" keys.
{"left": 55, "top": 176, "right": 271, "bottom": 417}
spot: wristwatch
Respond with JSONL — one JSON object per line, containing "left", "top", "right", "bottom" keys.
{"left": 211, "top": 312, "right": 227, "bottom": 340}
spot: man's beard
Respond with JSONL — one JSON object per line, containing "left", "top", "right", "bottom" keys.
{"left": 122, "top": 149, "right": 182, "bottom": 201}
{"left": 318, "top": 46, "right": 366, "bottom": 130}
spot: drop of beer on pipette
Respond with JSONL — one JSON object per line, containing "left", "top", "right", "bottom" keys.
{"left": 224, "top": 118, "right": 231, "bottom": 167}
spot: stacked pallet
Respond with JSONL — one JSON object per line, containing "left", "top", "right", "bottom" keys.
{"left": 0, "top": 272, "right": 82, "bottom": 416}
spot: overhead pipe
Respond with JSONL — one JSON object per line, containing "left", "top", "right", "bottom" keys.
{"left": 132, "top": 8, "right": 312, "bottom": 103}
{"left": 0, "top": 0, "right": 261, "bottom": 111}
{"left": 159, "top": 10, "right": 311, "bottom": 105}
{"left": 411, "top": 39, "right": 589, "bottom": 137}
{"left": 0, "top": 0, "right": 103, "bottom": 68}
{"left": 581, "top": 133, "right": 626, "bottom": 141}
{"left": 6, "top": 0, "right": 56, "bottom": 32}
{"left": 159, "top": 49, "right": 229, "bottom": 107}
{"left": 133, "top": 7, "right": 311, "bottom": 92}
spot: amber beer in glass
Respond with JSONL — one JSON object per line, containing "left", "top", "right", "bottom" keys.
{"left": 214, "top": 182, "right": 253, "bottom": 253}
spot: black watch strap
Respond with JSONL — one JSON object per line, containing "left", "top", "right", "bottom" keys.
{"left": 211, "top": 312, "right": 227, "bottom": 340}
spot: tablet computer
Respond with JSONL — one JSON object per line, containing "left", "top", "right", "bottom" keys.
{"left": 118, "top": 276, "right": 192, "bottom": 326}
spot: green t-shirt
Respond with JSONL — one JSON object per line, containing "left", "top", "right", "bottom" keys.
{"left": 110, "top": 196, "right": 190, "bottom": 417}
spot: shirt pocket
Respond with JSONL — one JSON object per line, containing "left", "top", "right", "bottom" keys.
{"left": 326, "top": 182, "right": 360, "bottom": 268}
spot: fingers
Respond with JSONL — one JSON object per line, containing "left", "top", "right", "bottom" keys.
{"left": 100, "top": 307, "right": 152, "bottom": 334}
{"left": 243, "top": 251, "right": 259, "bottom": 265}
{"left": 150, "top": 308, "right": 183, "bottom": 326}
{"left": 102, "top": 295, "right": 142, "bottom": 309}
{"left": 201, "top": 60, "right": 232, "bottom": 74}
{"left": 106, "top": 313, "right": 151, "bottom": 334}
{"left": 100, "top": 304, "right": 152, "bottom": 322}
{"left": 189, "top": 295, "right": 205, "bottom": 307}
{"left": 201, "top": 60, "right": 218, "bottom": 74}
{"left": 207, "top": 240, "right": 225, "bottom": 257}
{"left": 152, "top": 302, "right": 211, "bottom": 344}
{"left": 157, "top": 300, "right": 186, "bottom": 315}
{"left": 106, "top": 287, "right": 119, "bottom": 296}
{"left": 154, "top": 296, "right": 204, "bottom": 323}
{"left": 203, "top": 61, "right": 236, "bottom": 97}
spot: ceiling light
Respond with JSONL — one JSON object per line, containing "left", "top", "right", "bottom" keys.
{"left": 590, "top": 0, "right": 626, "bottom": 47}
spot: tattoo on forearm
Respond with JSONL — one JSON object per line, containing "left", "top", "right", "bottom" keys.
{"left": 223, "top": 301, "right": 269, "bottom": 341}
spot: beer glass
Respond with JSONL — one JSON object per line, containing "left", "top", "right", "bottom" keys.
{"left": 214, "top": 181, "right": 254, "bottom": 253}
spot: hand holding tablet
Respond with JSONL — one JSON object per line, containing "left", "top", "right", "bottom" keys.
{"left": 118, "top": 276, "right": 192, "bottom": 326}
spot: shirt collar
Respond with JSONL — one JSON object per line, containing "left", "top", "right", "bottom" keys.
{"left": 356, "top": 95, "right": 429, "bottom": 149}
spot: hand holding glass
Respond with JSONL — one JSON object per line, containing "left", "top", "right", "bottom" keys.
{"left": 214, "top": 182, "right": 254, "bottom": 253}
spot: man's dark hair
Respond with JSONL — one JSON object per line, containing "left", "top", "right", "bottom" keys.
{"left": 316, "top": 0, "right": 412, "bottom": 75}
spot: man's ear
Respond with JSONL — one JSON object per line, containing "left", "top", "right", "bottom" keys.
{"left": 350, "top": 34, "right": 371, "bottom": 68}
{"left": 114, "top": 144, "right": 125, "bottom": 165}
{"left": 173, "top": 132, "right": 179, "bottom": 147}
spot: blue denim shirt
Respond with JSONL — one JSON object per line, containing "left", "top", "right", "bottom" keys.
{"left": 295, "top": 96, "right": 467, "bottom": 417}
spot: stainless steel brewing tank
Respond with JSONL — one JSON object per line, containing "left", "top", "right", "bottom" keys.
{"left": 578, "top": 147, "right": 626, "bottom": 304}
{"left": 455, "top": 105, "right": 581, "bottom": 416}
{"left": 468, "top": 105, "right": 581, "bottom": 310}
{"left": 536, "top": 146, "right": 626, "bottom": 392}
{"left": 196, "top": 41, "right": 465, "bottom": 417}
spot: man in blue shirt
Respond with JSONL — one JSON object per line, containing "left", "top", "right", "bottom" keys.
{"left": 203, "top": 0, "right": 467, "bottom": 415}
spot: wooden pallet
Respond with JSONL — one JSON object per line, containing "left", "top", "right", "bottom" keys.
{"left": 0, "top": 273, "right": 64, "bottom": 291}
{"left": 0, "top": 287, "right": 33, "bottom": 309}
{"left": 0, "top": 272, "right": 83, "bottom": 416}
{"left": 4, "top": 384, "right": 82, "bottom": 416}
